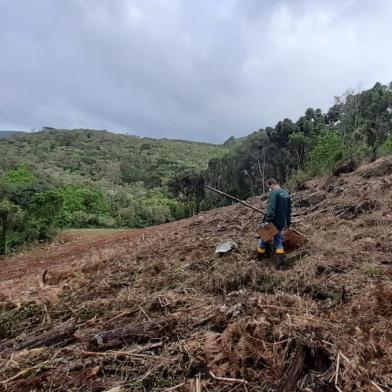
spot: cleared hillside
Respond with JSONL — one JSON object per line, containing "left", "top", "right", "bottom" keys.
{"left": 0, "top": 157, "right": 392, "bottom": 391}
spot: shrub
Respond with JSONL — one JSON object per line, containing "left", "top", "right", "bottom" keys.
{"left": 286, "top": 170, "right": 311, "bottom": 191}
{"left": 98, "top": 215, "right": 116, "bottom": 228}
{"left": 69, "top": 210, "right": 89, "bottom": 228}
{"left": 4, "top": 165, "right": 36, "bottom": 185}
{"left": 57, "top": 186, "right": 110, "bottom": 227}
{"left": 6, "top": 190, "right": 63, "bottom": 250}
{"left": 377, "top": 135, "right": 392, "bottom": 156}
{"left": 308, "top": 132, "right": 344, "bottom": 174}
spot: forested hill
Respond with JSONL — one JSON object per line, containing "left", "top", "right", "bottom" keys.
{"left": 0, "top": 129, "right": 226, "bottom": 252}
{"left": 1, "top": 129, "right": 225, "bottom": 186}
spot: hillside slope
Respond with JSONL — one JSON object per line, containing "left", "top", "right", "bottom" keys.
{"left": 0, "top": 157, "right": 392, "bottom": 391}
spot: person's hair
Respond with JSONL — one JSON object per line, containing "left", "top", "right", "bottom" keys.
{"left": 267, "top": 178, "right": 279, "bottom": 186}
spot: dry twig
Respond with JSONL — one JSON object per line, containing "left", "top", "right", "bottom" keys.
{"left": 370, "top": 381, "right": 385, "bottom": 392}
{"left": 163, "top": 382, "right": 186, "bottom": 391}
{"left": 209, "top": 371, "right": 248, "bottom": 384}
{"left": 334, "top": 351, "right": 340, "bottom": 387}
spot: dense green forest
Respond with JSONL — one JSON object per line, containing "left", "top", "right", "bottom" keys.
{"left": 1, "top": 82, "right": 392, "bottom": 253}
{"left": 0, "top": 130, "right": 226, "bottom": 253}
{"left": 179, "top": 81, "right": 392, "bottom": 208}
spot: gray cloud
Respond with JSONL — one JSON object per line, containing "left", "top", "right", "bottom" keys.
{"left": 0, "top": 0, "right": 391, "bottom": 142}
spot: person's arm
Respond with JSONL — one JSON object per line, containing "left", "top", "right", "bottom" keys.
{"left": 287, "top": 197, "right": 292, "bottom": 227}
{"left": 264, "top": 192, "right": 277, "bottom": 223}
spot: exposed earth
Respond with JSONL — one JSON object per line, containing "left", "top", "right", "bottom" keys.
{"left": 1, "top": 157, "right": 392, "bottom": 391}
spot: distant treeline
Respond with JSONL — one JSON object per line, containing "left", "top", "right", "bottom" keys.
{"left": 0, "top": 131, "right": 27, "bottom": 139}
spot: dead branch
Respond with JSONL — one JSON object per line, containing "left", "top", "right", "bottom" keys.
{"left": 163, "top": 382, "right": 186, "bottom": 391}
{"left": 42, "top": 269, "right": 48, "bottom": 285}
{"left": 1, "top": 364, "right": 49, "bottom": 385}
{"left": 209, "top": 371, "right": 248, "bottom": 384}
{"left": 1, "top": 319, "right": 76, "bottom": 355}
{"left": 64, "top": 341, "right": 163, "bottom": 358}
{"left": 335, "top": 351, "right": 340, "bottom": 387}
{"left": 195, "top": 374, "right": 202, "bottom": 392}
{"left": 88, "top": 316, "right": 177, "bottom": 350}
{"left": 370, "top": 381, "right": 385, "bottom": 392}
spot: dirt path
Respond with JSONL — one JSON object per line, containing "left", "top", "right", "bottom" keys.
{"left": 0, "top": 220, "right": 190, "bottom": 302}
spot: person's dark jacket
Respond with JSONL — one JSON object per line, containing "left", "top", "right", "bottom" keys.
{"left": 263, "top": 188, "right": 292, "bottom": 230}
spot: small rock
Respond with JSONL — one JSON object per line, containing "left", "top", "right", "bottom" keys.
{"left": 215, "top": 241, "right": 238, "bottom": 255}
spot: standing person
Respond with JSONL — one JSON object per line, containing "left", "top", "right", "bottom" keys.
{"left": 257, "top": 178, "right": 292, "bottom": 255}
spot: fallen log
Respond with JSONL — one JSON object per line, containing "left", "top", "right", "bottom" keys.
{"left": 88, "top": 316, "right": 178, "bottom": 350}
{"left": 1, "top": 319, "right": 76, "bottom": 355}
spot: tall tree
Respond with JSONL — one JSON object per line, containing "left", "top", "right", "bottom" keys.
{"left": 0, "top": 199, "right": 18, "bottom": 255}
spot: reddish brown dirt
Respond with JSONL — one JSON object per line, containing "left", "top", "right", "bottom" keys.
{"left": 0, "top": 222, "right": 192, "bottom": 302}
{"left": 1, "top": 157, "right": 392, "bottom": 392}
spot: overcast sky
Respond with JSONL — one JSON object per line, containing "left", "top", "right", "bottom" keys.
{"left": 0, "top": 0, "right": 391, "bottom": 143}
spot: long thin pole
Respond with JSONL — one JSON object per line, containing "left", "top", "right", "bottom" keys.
{"left": 204, "top": 184, "right": 266, "bottom": 216}
{"left": 204, "top": 184, "right": 306, "bottom": 238}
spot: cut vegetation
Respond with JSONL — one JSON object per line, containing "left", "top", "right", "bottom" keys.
{"left": 1, "top": 157, "right": 392, "bottom": 391}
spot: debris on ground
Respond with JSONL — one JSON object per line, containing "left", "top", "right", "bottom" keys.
{"left": 0, "top": 156, "right": 392, "bottom": 391}
{"left": 215, "top": 241, "right": 238, "bottom": 255}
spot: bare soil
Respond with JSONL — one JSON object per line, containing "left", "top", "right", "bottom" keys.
{"left": 1, "top": 157, "right": 392, "bottom": 391}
